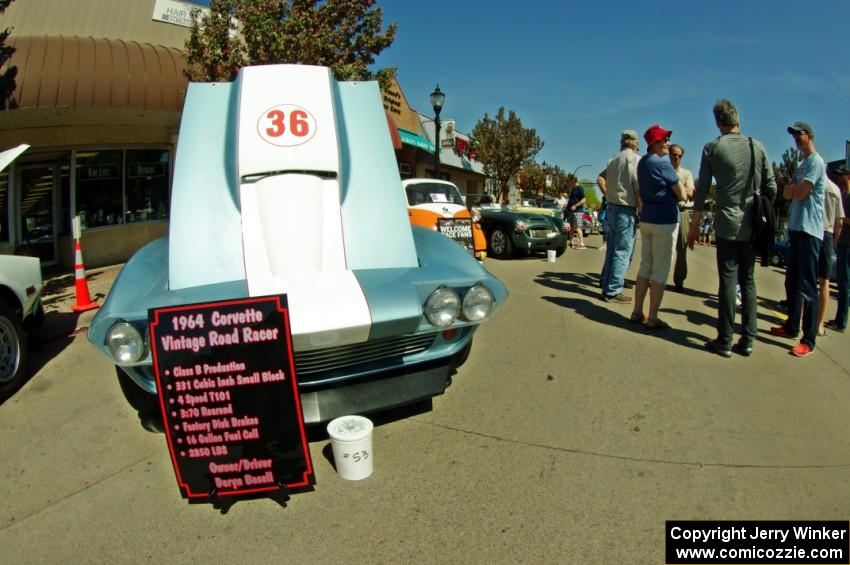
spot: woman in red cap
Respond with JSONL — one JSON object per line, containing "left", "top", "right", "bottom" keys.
{"left": 629, "top": 124, "right": 688, "bottom": 329}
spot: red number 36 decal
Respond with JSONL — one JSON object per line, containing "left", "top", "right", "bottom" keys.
{"left": 257, "top": 104, "right": 317, "bottom": 147}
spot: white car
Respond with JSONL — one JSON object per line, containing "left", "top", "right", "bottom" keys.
{"left": 0, "top": 144, "right": 45, "bottom": 398}
{"left": 0, "top": 254, "right": 44, "bottom": 398}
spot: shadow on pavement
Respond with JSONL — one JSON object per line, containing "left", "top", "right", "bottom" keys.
{"left": 0, "top": 266, "right": 112, "bottom": 406}
{"left": 543, "top": 294, "right": 709, "bottom": 352}
{"left": 538, "top": 270, "right": 802, "bottom": 355}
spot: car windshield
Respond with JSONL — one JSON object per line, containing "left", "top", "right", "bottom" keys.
{"left": 539, "top": 200, "right": 559, "bottom": 209}
{"left": 405, "top": 183, "right": 465, "bottom": 206}
{"left": 519, "top": 199, "right": 538, "bottom": 207}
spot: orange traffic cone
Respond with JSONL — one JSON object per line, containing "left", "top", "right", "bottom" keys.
{"left": 71, "top": 239, "right": 99, "bottom": 313}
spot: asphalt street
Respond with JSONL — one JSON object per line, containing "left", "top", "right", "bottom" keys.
{"left": 2, "top": 234, "right": 850, "bottom": 564}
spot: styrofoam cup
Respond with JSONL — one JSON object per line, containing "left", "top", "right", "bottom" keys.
{"left": 547, "top": 249, "right": 557, "bottom": 262}
{"left": 327, "top": 415, "right": 374, "bottom": 480}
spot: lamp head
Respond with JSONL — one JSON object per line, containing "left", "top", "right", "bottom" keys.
{"left": 430, "top": 84, "right": 445, "bottom": 116}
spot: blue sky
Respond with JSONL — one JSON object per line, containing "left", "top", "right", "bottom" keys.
{"left": 191, "top": 0, "right": 850, "bottom": 179}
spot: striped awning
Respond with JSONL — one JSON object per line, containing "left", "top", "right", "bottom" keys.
{"left": 5, "top": 35, "right": 188, "bottom": 111}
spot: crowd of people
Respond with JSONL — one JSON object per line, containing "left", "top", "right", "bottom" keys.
{"left": 564, "top": 99, "right": 850, "bottom": 359}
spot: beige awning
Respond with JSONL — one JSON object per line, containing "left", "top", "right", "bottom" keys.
{"left": 6, "top": 35, "right": 188, "bottom": 111}
{"left": 0, "top": 35, "right": 189, "bottom": 141}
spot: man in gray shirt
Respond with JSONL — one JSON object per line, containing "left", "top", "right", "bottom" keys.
{"left": 597, "top": 130, "right": 642, "bottom": 303}
{"left": 688, "top": 99, "right": 777, "bottom": 357}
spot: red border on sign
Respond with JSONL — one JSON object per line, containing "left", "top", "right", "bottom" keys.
{"left": 150, "top": 295, "right": 314, "bottom": 499}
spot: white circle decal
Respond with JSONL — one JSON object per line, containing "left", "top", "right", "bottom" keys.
{"left": 257, "top": 104, "right": 318, "bottom": 147}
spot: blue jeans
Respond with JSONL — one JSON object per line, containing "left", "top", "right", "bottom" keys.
{"left": 784, "top": 230, "right": 822, "bottom": 348}
{"left": 600, "top": 204, "right": 637, "bottom": 297}
{"left": 835, "top": 244, "right": 850, "bottom": 328}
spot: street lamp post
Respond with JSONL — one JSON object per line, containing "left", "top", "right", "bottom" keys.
{"left": 430, "top": 84, "right": 445, "bottom": 179}
{"left": 571, "top": 164, "right": 591, "bottom": 178}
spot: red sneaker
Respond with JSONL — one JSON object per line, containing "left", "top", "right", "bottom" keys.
{"left": 770, "top": 326, "right": 796, "bottom": 339}
{"left": 790, "top": 343, "right": 813, "bottom": 357}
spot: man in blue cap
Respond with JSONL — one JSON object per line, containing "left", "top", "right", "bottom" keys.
{"left": 770, "top": 121, "right": 826, "bottom": 357}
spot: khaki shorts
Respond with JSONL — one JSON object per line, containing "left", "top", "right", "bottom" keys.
{"left": 637, "top": 222, "right": 679, "bottom": 283}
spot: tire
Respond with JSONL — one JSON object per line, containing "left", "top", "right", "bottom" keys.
{"left": 23, "top": 300, "right": 45, "bottom": 331}
{"left": 116, "top": 367, "right": 164, "bottom": 433}
{"left": 489, "top": 229, "right": 513, "bottom": 259}
{"left": 555, "top": 244, "right": 567, "bottom": 257}
{"left": 0, "top": 304, "right": 27, "bottom": 399}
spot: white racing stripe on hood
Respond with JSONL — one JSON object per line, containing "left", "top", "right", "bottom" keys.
{"left": 240, "top": 174, "right": 371, "bottom": 349}
{"left": 237, "top": 65, "right": 371, "bottom": 350}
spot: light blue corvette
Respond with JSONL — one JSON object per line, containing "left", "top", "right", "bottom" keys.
{"left": 88, "top": 65, "right": 507, "bottom": 427}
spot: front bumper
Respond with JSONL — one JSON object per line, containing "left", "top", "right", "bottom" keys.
{"left": 119, "top": 327, "right": 473, "bottom": 424}
{"left": 512, "top": 232, "right": 567, "bottom": 253}
{"left": 299, "top": 360, "right": 451, "bottom": 423}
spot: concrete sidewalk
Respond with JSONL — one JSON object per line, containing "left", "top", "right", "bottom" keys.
{"left": 34, "top": 263, "right": 123, "bottom": 342}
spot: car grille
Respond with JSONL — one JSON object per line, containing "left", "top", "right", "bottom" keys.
{"left": 529, "top": 228, "right": 554, "bottom": 238}
{"left": 294, "top": 333, "right": 437, "bottom": 381}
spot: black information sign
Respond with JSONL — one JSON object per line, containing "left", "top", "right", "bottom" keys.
{"left": 437, "top": 217, "right": 474, "bottom": 255}
{"left": 149, "top": 295, "right": 313, "bottom": 500}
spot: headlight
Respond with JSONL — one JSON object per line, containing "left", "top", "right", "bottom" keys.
{"left": 425, "top": 288, "right": 460, "bottom": 327}
{"left": 107, "top": 322, "right": 146, "bottom": 364}
{"left": 462, "top": 285, "right": 494, "bottom": 321}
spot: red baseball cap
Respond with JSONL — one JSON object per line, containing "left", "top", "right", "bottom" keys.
{"left": 644, "top": 124, "right": 672, "bottom": 147}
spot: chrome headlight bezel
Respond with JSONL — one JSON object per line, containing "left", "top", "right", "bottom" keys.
{"left": 106, "top": 321, "right": 147, "bottom": 365}
{"left": 425, "top": 288, "right": 460, "bottom": 328}
{"left": 462, "top": 285, "right": 495, "bottom": 321}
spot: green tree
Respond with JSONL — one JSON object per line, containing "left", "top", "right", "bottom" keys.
{"left": 772, "top": 146, "right": 801, "bottom": 187}
{"left": 519, "top": 160, "right": 546, "bottom": 198}
{"left": 772, "top": 146, "right": 801, "bottom": 222}
{"left": 581, "top": 180, "right": 600, "bottom": 208}
{"left": 0, "top": 0, "right": 17, "bottom": 110}
{"left": 185, "top": 0, "right": 397, "bottom": 87}
{"left": 470, "top": 107, "right": 543, "bottom": 203}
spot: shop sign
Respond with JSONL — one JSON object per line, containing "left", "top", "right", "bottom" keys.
{"left": 152, "top": 0, "right": 206, "bottom": 28}
{"left": 399, "top": 129, "right": 435, "bottom": 153}
{"left": 441, "top": 138, "right": 455, "bottom": 149}
{"left": 78, "top": 164, "right": 119, "bottom": 181}
{"left": 149, "top": 295, "right": 314, "bottom": 501}
{"left": 382, "top": 86, "right": 403, "bottom": 117}
{"left": 453, "top": 137, "right": 476, "bottom": 161}
{"left": 128, "top": 162, "right": 166, "bottom": 179}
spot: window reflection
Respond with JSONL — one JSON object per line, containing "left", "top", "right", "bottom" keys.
{"left": 75, "top": 149, "right": 170, "bottom": 228}
{"left": 76, "top": 150, "right": 123, "bottom": 228}
{"left": 126, "top": 149, "right": 170, "bottom": 222}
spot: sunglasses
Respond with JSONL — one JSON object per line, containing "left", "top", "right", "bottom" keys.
{"left": 670, "top": 153, "right": 683, "bottom": 158}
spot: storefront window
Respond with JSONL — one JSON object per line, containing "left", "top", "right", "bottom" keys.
{"left": 75, "top": 148, "right": 170, "bottom": 228}
{"left": 126, "top": 149, "right": 170, "bottom": 223}
{"left": 0, "top": 171, "right": 8, "bottom": 244}
{"left": 76, "top": 150, "right": 123, "bottom": 228}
